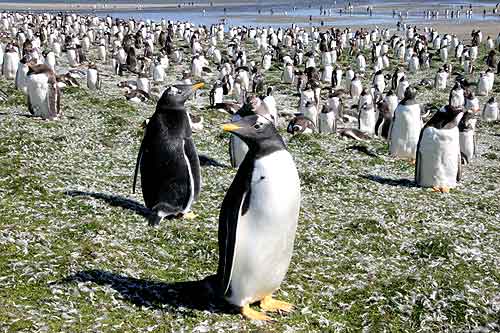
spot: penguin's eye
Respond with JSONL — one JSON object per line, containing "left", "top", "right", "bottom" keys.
{"left": 253, "top": 123, "right": 262, "bottom": 130}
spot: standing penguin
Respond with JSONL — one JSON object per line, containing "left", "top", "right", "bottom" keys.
{"left": 482, "top": 97, "right": 498, "bottom": 121}
{"left": 415, "top": 105, "right": 463, "bottom": 192}
{"left": 26, "top": 64, "right": 61, "bottom": 120}
{"left": 389, "top": 86, "right": 422, "bottom": 161}
{"left": 458, "top": 110, "right": 476, "bottom": 165}
{"left": 217, "top": 114, "right": 301, "bottom": 321}
{"left": 2, "top": 44, "right": 20, "bottom": 80}
{"left": 86, "top": 63, "right": 101, "bottom": 91}
{"left": 133, "top": 83, "right": 204, "bottom": 225}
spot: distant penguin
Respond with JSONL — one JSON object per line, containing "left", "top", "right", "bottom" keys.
{"left": 477, "top": 72, "right": 490, "bottom": 96}
{"left": 415, "top": 105, "right": 464, "bottom": 192}
{"left": 458, "top": 110, "right": 476, "bottom": 165}
{"left": 350, "top": 74, "right": 362, "bottom": 103}
{"left": 217, "top": 114, "right": 301, "bottom": 321}
{"left": 26, "top": 64, "right": 61, "bottom": 120}
{"left": 374, "top": 99, "right": 392, "bottom": 140}
{"left": 389, "top": 86, "right": 422, "bottom": 160}
{"left": 396, "top": 76, "right": 409, "bottom": 101}
{"left": 358, "top": 88, "right": 376, "bottom": 135}
{"left": 3, "top": 44, "right": 20, "bottom": 80}
{"left": 152, "top": 58, "right": 165, "bottom": 82}
{"left": 318, "top": 104, "right": 336, "bottom": 134}
{"left": 15, "top": 54, "right": 33, "bottom": 95}
{"left": 132, "top": 83, "right": 204, "bottom": 225}
{"left": 449, "top": 82, "right": 465, "bottom": 108}
{"left": 44, "top": 50, "right": 56, "bottom": 71}
{"left": 482, "top": 97, "right": 498, "bottom": 121}
{"left": 373, "top": 70, "right": 385, "bottom": 93}
{"left": 434, "top": 67, "right": 448, "bottom": 90}
{"left": 464, "top": 91, "right": 480, "bottom": 113}
{"left": 282, "top": 62, "right": 294, "bottom": 84}
{"left": 385, "top": 89, "right": 399, "bottom": 116}
{"left": 287, "top": 114, "right": 315, "bottom": 134}
{"left": 86, "top": 64, "right": 101, "bottom": 91}
{"left": 209, "top": 80, "right": 224, "bottom": 107}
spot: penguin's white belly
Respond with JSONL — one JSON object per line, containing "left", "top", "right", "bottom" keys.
{"left": 482, "top": 104, "right": 498, "bottom": 121}
{"left": 214, "top": 89, "right": 223, "bottom": 104}
{"left": 87, "top": 69, "right": 98, "bottom": 90}
{"left": 359, "top": 108, "right": 376, "bottom": 135}
{"left": 302, "top": 106, "right": 318, "bottom": 126}
{"left": 227, "top": 150, "right": 300, "bottom": 307}
{"left": 318, "top": 112, "right": 335, "bottom": 133}
{"left": 390, "top": 106, "right": 421, "bottom": 159}
{"left": 459, "top": 131, "right": 474, "bottom": 162}
{"left": 3, "top": 54, "right": 19, "bottom": 79}
{"left": 28, "top": 74, "right": 50, "bottom": 118}
{"left": 417, "top": 127, "right": 460, "bottom": 188}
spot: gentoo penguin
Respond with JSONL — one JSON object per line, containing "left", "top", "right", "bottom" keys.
{"left": 415, "top": 105, "right": 463, "bottom": 192}
{"left": 372, "top": 70, "right": 385, "bottom": 93}
{"left": 15, "top": 54, "right": 34, "bottom": 95}
{"left": 482, "top": 97, "right": 498, "bottom": 121}
{"left": 374, "top": 99, "right": 392, "bottom": 140}
{"left": 209, "top": 80, "right": 224, "bottom": 107}
{"left": 86, "top": 64, "right": 101, "bottom": 91}
{"left": 458, "top": 110, "right": 476, "bottom": 165}
{"left": 132, "top": 83, "right": 204, "bottom": 225}
{"left": 449, "top": 82, "right": 464, "bottom": 108}
{"left": 357, "top": 88, "right": 376, "bottom": 135}
{"left": 350, "top": 74, "right": 362, "bottom": 103}
{"left": 282, "top": 62, "right": 294, "bottom": 84}
{"left": 396, "top": 76, "right": 409, "bottom": 101}
{"left": 318, "top": 104, "right": 336, "bottom": 134}
{"left": 287, "top": 114, "right": 315, "bottom": 134}
{"left": 26, "top": 64, "right": 61, "bottom": 120}
{"left": 434, "top": 67, "right": 448, "bottom": 90}
{"left": 464, "top": 91, "right": 480, "bottom": 113}
{"left": 389, "top": 86, "right": 422, "bottom": 161}
{"left": 477, "top": 72, "right": 490, "bottom": 96}
{"left": 218, "top": 114, "right": 300, "bottom": 321}
{"left": 3, "top": 44, "right": 20, "bottom": 80}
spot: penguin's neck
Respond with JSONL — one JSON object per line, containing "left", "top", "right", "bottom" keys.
{"left": 247, "top": 137, "right": 286, "bottom": 160}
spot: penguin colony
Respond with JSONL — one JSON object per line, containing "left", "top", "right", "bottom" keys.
{"left": 0, "top": 10, "right": 498, "bottom": 322}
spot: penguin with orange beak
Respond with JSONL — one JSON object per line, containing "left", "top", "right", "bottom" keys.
{"left": 133, "top": 82, "right": 204, "bottom": 225}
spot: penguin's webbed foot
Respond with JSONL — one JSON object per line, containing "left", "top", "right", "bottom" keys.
{"left": 183, "top": 212, "right": 198, "bottom": 220}
{"left": 432, "top": 186, "right": 450, "bottom": 193}
{"left": 260, "top": 295, "right": 294, "bottom": 313}
{"left": 240, "top": 304, "right": 273, "bottom": 321}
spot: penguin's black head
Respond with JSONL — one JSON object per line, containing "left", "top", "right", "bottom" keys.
{"left": 158, "top": 82, "right": 204, "bottom": 110}
{"left": 222, "top": 115, "right": 284, "bottom": 153}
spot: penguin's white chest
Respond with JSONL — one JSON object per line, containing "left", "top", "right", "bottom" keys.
{"left": 228, "top": 150, "right": 300, "bottom": 307}
{"left": 417, "top": 127, "right": 460, "bottom": 188}
{"left": 28, "top": 73, "right": 50, "bottom": 118}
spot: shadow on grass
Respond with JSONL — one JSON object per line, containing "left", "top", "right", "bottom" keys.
{"left": 60, "top": 270, "right": 231, "bottom": 314}
{"left": 64, "top": 190, "right": 151, "bottom": 218}
{"left": 360, "top": 174, "right": 416, "bottom": 188}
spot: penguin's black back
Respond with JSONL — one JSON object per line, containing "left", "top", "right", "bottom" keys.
{"left": 138, "top": 105, "right": 201, "bottom": 211}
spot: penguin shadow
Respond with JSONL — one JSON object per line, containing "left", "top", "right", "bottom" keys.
{"left": 59, "top": 270, "right": 231, "bottom": 314}
{"left": 360, "top": 174, "right": 416, "bottom": 188}
{"left": 64, "top": 190, "right": 150, "bottom": 218}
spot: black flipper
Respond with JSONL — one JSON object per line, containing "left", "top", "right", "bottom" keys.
{"left": 217, "top": 153, "right": 253, "bottom": 296}
{"left": 132, "top": 128, "right": 147, "bottom": 194}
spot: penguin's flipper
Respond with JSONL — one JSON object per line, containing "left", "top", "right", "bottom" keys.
{"left": 217, "top": 156, "right": 252, "bottom": 295}
{"left": 48, "top": 81, "right": 59, "bottom": 119}
{"left": 132, "top": 128, "right": 147, "bottom": 194}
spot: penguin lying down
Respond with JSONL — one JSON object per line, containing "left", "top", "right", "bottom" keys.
{"left": 133, "top": 82, "right": 204, "bottom": 225}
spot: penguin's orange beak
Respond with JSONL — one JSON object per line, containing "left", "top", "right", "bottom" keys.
{"left": 222, "top": 123, "right": 241, "bottom": 132}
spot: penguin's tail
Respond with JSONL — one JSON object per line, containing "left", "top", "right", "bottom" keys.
{"left": 149, "top": 203, "right": 182, "bottom": 226}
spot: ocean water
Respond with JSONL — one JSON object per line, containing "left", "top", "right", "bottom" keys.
{"left": 2, "top": 0, "right": 499, "bottom": 28}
